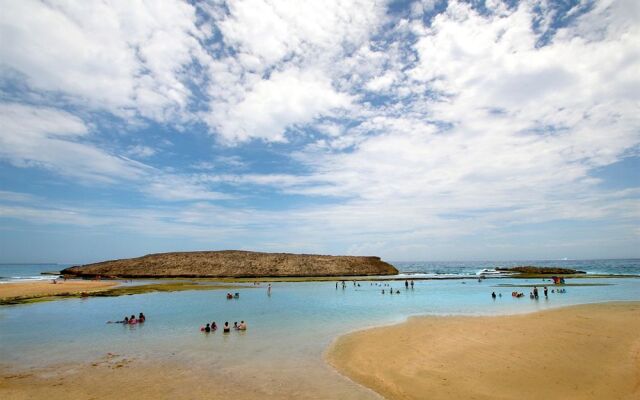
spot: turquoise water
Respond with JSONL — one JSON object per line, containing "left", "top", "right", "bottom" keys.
{"left": 2, "top": 277, "right": 639, "bottom": 369}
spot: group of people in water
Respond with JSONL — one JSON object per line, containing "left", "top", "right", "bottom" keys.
{"left": 108, "top": 312, "right": 146, "bottom": 324}
{"left": 201, "top": 320, "right": 247, "bottom": 333}
{"left": 226, "top": 292, "right": 240, "bottom": 299}
{"left": 336, "top": 279, "right": 416, "bottom": 295}
{"left": 502, "top": 284, "right": 567, "bottom": 299}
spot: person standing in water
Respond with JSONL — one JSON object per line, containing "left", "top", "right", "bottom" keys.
{"left": 267, "top": 284, "right": 272, "bottom": 295}
{"left": 410, "top": 280, "right": 414, "bottom": 289}
{"left": 405, "top": 280, "right": 409, "bottom": 289}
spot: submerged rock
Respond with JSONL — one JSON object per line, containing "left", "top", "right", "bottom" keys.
{"left": 61, "top": 250, "right": 398, "bottom": 278}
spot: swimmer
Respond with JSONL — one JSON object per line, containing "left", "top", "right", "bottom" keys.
{"left": 233, "top": 322, "right": 239, "bottom": 330}
{"left": 223, "top": 322, "right": 230, "bottom": 333}
{"left": 205, "top": 323, "right": 211, "bottom": 333}
{"left": 129, "top": 314, "right": 137, "bottom": 324}
{"left": 238, "top": 321, "right": 247, "bottom": 330}
{"left": 211, "top": 322, "right": 217, "bottom": 331}
{"left": 138, "top": 312, "right": 146, "bottom": 323}
{"left": 107, "top": 316, "right": 129, "bottom": 324}
{"left": 491, "top": 292, "right": 496, "bottom": 299}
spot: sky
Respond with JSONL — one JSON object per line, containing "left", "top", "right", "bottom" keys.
{"left": 0, "top": 0, "right": 639, "bottom": 264}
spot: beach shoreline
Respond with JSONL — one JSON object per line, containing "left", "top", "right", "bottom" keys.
{"left": 0, "top": 280, "right": 248, "bottom": 305}
{"left": 0, "top": 280, "right": 119, "bottom": 305}
{"left": 327, "top": 301, "right": 640, "bottom": 400}
{"left": 2, "top": 302, "right": 639, "bottom": 399}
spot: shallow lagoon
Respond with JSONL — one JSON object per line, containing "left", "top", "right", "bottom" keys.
{"left": 2, "top": 276, "right": 640, "bottom": 369}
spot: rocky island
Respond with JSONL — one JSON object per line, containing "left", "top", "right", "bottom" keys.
{"left": 61, "top": 250, "right": 399, "bottom": 278}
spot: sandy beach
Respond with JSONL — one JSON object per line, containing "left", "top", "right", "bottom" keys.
{"left": 0, "top": 280, "right": 118, "bottom": 302}
{"left": 0, "top": 353, "right": 378, "bottom": 400}
{"left": 327, "top": 302, "right": 640, "bottom": 400}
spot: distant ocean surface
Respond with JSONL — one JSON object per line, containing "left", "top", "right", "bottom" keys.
{"left": 393, "top": 259, "right": 640, "bottom": 277}
{"left": 1, "top": 259, "right": 639, "bottom": 283}
{"left": 0, "top": 264, "right": 63, "bottom": 283}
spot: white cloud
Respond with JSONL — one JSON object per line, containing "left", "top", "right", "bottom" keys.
{"left": 143, "top": 175, "right": 233, "bottom": 202}
{"left": 217, "top": 0, "right": 385, "bottom": 68}
{"left": 365, "top": 71, "right": 398, "bottom": 92}
{"left": 126, "top": 145, "right": 156, "bottom": 159}
{"left": 0, "top": 0, "right": 206, "bottom": 121}
{"left": 0, "top": 103, "right": 229, "bottom": 202}
{"left": 207, "top": 68, "right": 351, "bottom": 142}
{"left": 0, "top": 103, "right": 149, "bottom": 182}
{"left": 1, "top": 0, "right": 639, "bottom": 259}
{"left": 193, "top": 0, "right": 640, "bottom": 251}
{"left": 200, "top": 0, "right": 386, "bottom": 143}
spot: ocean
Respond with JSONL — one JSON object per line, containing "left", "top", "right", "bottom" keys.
{"left": 1, "top": 259, "right": 639, "bottom": 283}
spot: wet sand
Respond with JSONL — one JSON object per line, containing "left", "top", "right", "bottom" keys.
{"left": 327, "top": 302, "right": 640, "bottom": 400}
{"left": 0, "top": 354, "right": 379, "bottom": 400}
{"left": 0, "top": 280, "right": 118, "bottom": 301}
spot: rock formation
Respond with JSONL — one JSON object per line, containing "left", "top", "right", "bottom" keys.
{"left": 61, "top": 250, "right": 398, "bottom": 278}
{"left": 496, "top": 266, "right": 586, "bottom": 274}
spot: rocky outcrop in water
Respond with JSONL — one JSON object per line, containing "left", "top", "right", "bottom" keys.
{"left": 496, "top": 266, "right": 586, "bottom": 274}
{"left": 61, "top": 250, "right": 398, "bottom": 278}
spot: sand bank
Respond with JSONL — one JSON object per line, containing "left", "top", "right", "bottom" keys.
{"left": 0, "top": 281, "right": 250, "bottom": 305}
{"left": 327, "top": 302, "right": 640, "bottom": 400}
{"left": 0, "top": 354, "right": 379, "bottom": 400}
{"left": 0, "top": 280, "right": 118, "bottom": 302}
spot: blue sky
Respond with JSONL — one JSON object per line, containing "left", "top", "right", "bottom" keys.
{"left": 0, "top": 0, "right": 638, "bottom": 263}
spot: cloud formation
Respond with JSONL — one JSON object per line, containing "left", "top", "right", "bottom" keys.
{"left": 0, "top": 0, "right": 638, "bottom": 260}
